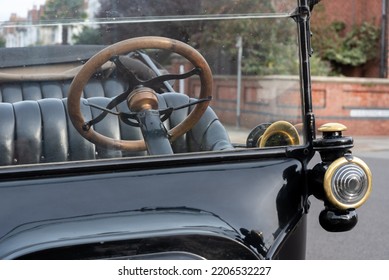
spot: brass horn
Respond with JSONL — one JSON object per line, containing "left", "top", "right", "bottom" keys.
{"left": 259, "top": 120, "right": 300, "bottom": 147}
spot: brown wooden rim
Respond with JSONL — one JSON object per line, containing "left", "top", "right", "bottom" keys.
{"left": 67, "top": 36, "right": 213, "bottom": 151}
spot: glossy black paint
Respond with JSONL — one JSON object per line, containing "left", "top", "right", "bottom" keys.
{"left": 0, "top": 152, "right": 305, "bottom": 259}
{"left": 319, "top": 208, "right": 358, "bottom": 232}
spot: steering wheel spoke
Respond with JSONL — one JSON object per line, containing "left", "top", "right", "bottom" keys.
{"left": 141, "top": 67, "right": 201, "bottom": 90}
{"left": 111, "top": 56, "right": 145, "bottom": 88}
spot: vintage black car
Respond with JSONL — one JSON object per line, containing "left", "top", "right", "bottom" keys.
{"left": 0, "top": 0, "right": 371, "bottom": 260}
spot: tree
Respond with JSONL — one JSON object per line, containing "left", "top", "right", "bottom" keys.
{"left": 96, "top": 0, "right": 201, "bottom": 44}
{"left": 94, "top": 0, "right": 330, "bottom": 75}
{"left": 192, "top": 1, "right": 300, "bottom": 75}
{"left": 310, "top": 3, "right": 381, "bottom": 77}
{"left": 0, "top": 36, "right": 5, "bottom": 48}
{"left": 191, "top": 0, "right": 330, "bottom": 76}
{"left": 311, "top": 20, "right": 380, "bottom": 75}
{"left": 42, "top": 0, "right": 87, "bottom": 44}
{"left": 73, "top": 27, "right": 102, "bottom": 45}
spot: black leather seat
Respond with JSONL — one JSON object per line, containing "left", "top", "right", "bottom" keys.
{"left": 0, "top": 79, "right": 233, "bottom": 166}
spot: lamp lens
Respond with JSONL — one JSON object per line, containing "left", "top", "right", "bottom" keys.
{"left": 331, "top": 163, "right": 368, "bottom": 205}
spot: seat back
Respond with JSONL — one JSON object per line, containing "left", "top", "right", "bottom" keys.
{"left": 0, "top": 77, "right": 126, "bottom": 102}
{"left": 0, "top": 79, "right": 232, "bottom": 166}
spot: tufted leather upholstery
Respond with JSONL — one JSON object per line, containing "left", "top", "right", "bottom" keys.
{"left": 0, "top": 77, "right": 126, "bottom": 102}
{"left": 0, "top": 78, "right": 233, "bottom": 165}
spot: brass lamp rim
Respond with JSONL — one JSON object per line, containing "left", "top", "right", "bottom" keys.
{"left": 324, "top": 156, "right": 372, "bottom": 210}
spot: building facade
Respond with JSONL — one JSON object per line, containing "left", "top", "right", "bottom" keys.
{"left": 0, "top": 0, "right": 98, "bottom": 47}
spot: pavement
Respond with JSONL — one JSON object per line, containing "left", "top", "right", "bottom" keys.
{"left": 352, "top": 136, "right": 389, "bottom": 152}
{"left": 225, "top": 126, "right": 389, "bottom": 153}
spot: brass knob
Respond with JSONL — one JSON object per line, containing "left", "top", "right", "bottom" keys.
{"left": 127, "top": 87, "right": 158, "bottom": 112}
{"left": 318, "top": 123, "right": 347, "bottom": 138}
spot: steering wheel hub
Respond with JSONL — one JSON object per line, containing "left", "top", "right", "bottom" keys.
{"left": 127, "top": 87, "right": 159, "bottom": 112}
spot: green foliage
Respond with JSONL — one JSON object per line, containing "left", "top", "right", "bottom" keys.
{"left": 192, "top": 1, "right": 298, "bottom": 75}
{"left": 0, "top": 36, "right": 5, "bottom": 47}
{"left": 96, "top": 0, "right": 201, "bottom": 43}
{"left": 240, "top": 31, "right": 300, "bottom": 75}
{"left": 73, "top": 27, "right": 102, "bottom": 45}
{"left": 192, "top": 1, "right": 331, "bottom": 76}
{"left": 313, "top": 21, "right": 380, "bottom": 67}
{"left": 310, "top": 54, "right": 332, "bottom": 76}
{"left": 95, "top": 0, "right": 331, "bottom": 76}
{"left": 42, "top": 0, "right": 87, "bottom": 44}
{"left": 42, "top": 0, "right": 87, "bottom": 20}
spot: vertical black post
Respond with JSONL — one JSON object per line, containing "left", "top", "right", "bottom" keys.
{"left": 296, "top": 0, "right": 318, "bottom": 216}
{"left": 62, "top": 26, "right": 69, "bottom": 45}
{"left": 295, "top": 0, "right": 315, "bottom": 145}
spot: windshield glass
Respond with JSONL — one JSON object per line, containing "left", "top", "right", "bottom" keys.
{"left": 0, "top": 0, "right": 304, "bottom": 167}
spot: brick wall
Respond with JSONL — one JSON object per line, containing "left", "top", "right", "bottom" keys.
{"left": 183, "top": 75, "right": 389, "bottom": 136}
{"left": 314, "top": 0, "right": 382, "bottom": 28}
{"left": 312, "top": 76, "right": 389, "bottom": 136}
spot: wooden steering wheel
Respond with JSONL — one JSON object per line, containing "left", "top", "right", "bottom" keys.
{"left": 67, "top": 36, "right": 213, "bottom": 152}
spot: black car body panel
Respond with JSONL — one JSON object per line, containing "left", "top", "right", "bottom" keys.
{"left": 0, "top": 155, "right": 304, "bottom": 259}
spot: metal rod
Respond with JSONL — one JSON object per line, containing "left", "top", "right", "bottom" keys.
{"left": 296, "top": 0, "right": 315, "bottom": 143}
{"left": 236, "top": 35, "right": 243, "bottom": 128}
{"left": 179, "top": 65, "right": 185, "bottom": 93}
{"left": 380, "top": 0, "right": 388, "bottom": 78}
